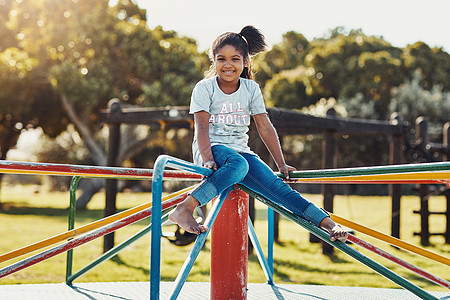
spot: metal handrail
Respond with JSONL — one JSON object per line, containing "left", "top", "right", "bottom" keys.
{"left": 1, "top": 158, "right": 448, "bottom": 300}
{"left": 150, "top": 155, "right": 212, "bottom": 300}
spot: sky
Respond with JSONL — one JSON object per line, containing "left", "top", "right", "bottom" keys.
{"left": 135, "top": 0, "right": 450, "bottom": 53}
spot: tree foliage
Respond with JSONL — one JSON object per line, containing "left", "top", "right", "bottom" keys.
{"left": 390, "top": 72, "right": 450, "bottom": 132}
{"left": 253, "top": 31, "right": 309, "bottom": 88}
{"left": 256, "top": 27, "right": 450, "bottom": 122}
{"left": 1, "top": 0, "right": 207, "bottom": 166}
{"left": 402, "top": 42, "right": 450, "bottom": 92}
{"left": 253, "top": 27, "right": 450, "bottom": 170}
{"left": 262, "top": 66, "right": 311, "bottom": 109}
{"left": 2, "top": 0, "right": 450, "bottom": 188}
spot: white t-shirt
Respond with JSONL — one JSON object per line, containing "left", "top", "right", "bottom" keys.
{"left": 190, "top": 76, "right": 267, "bottom": 165}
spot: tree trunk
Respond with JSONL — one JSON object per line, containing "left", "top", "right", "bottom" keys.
{"left": 75, "top": 178, "right": 105, "bottom": 210}
{"left": 0, "top": 125, "right": 21, "bottom": 203}
{"left": 59, "top": 95, "right": 154, "bottom": 209}
{"left": 60, "top": 94, "right": 107, "bottom": 208}
{"left": 60, "top": 94, "right": 106, "bottom": 166}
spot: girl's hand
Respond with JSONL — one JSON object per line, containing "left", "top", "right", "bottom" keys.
{"left": 319, "top": 217, "right": 348, "bottom": 242}
{"left": 204, "top": 160, "right": 218, "bottom": 171}
{"left": 279, "top": 164, "right": 296, "bottom": 180}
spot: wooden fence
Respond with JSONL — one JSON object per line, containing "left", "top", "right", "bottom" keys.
{"left": 99, "top": 100, "right": 450, "bottom": 249}
{"left": 99, "top": 100, "right": 414, "bottom": 252}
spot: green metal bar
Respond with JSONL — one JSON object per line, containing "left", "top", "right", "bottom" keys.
{"left": 239, "top": 185, "right": 439, "bottom": 300}
{"left": 283, "top": 161, "right": 450, "bottom": 179}
{"left": 66, "top": 212, "right": 172, "bottom": 284}
{"left": 66, "top": 176, "right": 81, "bottom": 283}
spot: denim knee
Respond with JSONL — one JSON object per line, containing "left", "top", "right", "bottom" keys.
{"left": 210, "top": 146, "right": 249, "bottom": 183}
{"left": 222, "top": 153, "right": 249, "bottom": 181}
{"left": 191, "top": 147, "right": 249, "bottom": 206}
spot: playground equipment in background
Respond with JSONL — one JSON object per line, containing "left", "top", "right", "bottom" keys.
{"left": 99, "top": 103, "right": 450, "bottom": 252}
{"left": 409, "top": 117, "right": 450, "bottom": 245}
{"left": 0, "top": 158, "right": 449, "bottom": 300}
{"left": 99, "top": 102, "right": 407, "bottom": 249}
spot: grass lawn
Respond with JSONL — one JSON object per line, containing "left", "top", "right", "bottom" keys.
{"left": 0, "top": 181, "right": 448, "bottom": 294}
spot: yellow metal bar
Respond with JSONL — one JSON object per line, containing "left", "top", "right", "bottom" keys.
{"left": 0, "top": 186, "right": 193, "bottom": 264}
{"left": 330, "top": 214, "right": 450, "bottom": 266}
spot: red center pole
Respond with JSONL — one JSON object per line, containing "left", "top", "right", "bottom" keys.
{"left": 211, "top": 187, "right": 249, "bottom": 299}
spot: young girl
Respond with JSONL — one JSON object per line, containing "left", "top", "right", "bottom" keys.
{"left": 169, "top": 25, "right": 347, "bottom": 243}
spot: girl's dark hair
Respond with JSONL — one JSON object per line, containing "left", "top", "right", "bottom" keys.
{"left": 208, "top": 25, "right": 267, "bottom": 79}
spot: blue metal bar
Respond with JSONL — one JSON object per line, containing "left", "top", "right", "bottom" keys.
{"left": 248, "top": 216, "right": 273, "bottom": 285}
{"left": 150, "top": 155, "right": 212, "bottom": 300}
{"left": 267, "top": 207, "right": 274, "bottom": 276}
{"left": 164, "top": 156, "right": 213, "bottom": 177}
{"left": 150, "top": 155, "right": 167, "bottom": 300}
{"left": 169, "top": 191, "right": 228, "bottom": 299}
{"left": 66, "top": 176, "right": 81, "bottom": 283}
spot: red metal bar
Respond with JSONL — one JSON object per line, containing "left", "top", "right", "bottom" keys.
{"left": 211, "top": 187, "right": 249, "bottom": 299}
{"left": 347, "top": 234, "right": 450, "bottom": 289}
{"left": 0, "top": 160, "right": 203, "bottom": 180}
{"left": 0, "top": 193, "right": 187, "bottom": 279}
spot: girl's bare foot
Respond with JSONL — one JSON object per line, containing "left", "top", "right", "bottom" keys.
{"left": 168, "top": 196, "right": 209, "bottom": 235}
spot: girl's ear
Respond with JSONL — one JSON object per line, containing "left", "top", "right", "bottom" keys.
{"left": 244, "top": 58, "right": 250, "bottom": 68}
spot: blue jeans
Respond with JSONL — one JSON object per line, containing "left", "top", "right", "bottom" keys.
{"left": 191, "top": 145, "right": 329, "bottom": 226}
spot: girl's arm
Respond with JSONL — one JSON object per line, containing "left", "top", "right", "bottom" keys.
{"left": 194, "top": 111, "right": 217, "bottom": 170}
{"left": 253, "top": 113, "right": 296, "bottom": 179}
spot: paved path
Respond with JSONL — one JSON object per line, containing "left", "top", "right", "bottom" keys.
{"left": 0, "top": 281, "right": 449, "bottom": 299}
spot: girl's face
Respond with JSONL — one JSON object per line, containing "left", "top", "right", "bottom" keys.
{"left": 214, "top": 44, "right": 248, "bottom": 87}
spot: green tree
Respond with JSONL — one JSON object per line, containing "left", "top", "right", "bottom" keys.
{"left": 263, "top": 66, "right": 312, "bottom": 109}
{"left": 257, "top": 27, "right": 450, "bottom": 171}
{"left": 402, "top": 42, "right": 450, "bottom": 92}
{"left": 259, "top": 27, "right": 450, "bottom": 119}
{"left": 0, "top": 47, "right": 62, "bottom": 155}
{"left": 389, "top": 72, "right": 450, "bottom": 132}
{"left": 253, "top": 31, "right": 308, "bottom": 88}
{"left": 1, "top": 0, "right": 207, "bottom": 206}
{"left": 2, "top": 0, "right": 206, "bottom": 164}
{"left": 302, "top": 28, "right": 404, "bottom": 118}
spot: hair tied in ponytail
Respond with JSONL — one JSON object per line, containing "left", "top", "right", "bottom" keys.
{"left": 237, "top": 33, "right": 248, "bottom": 45}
